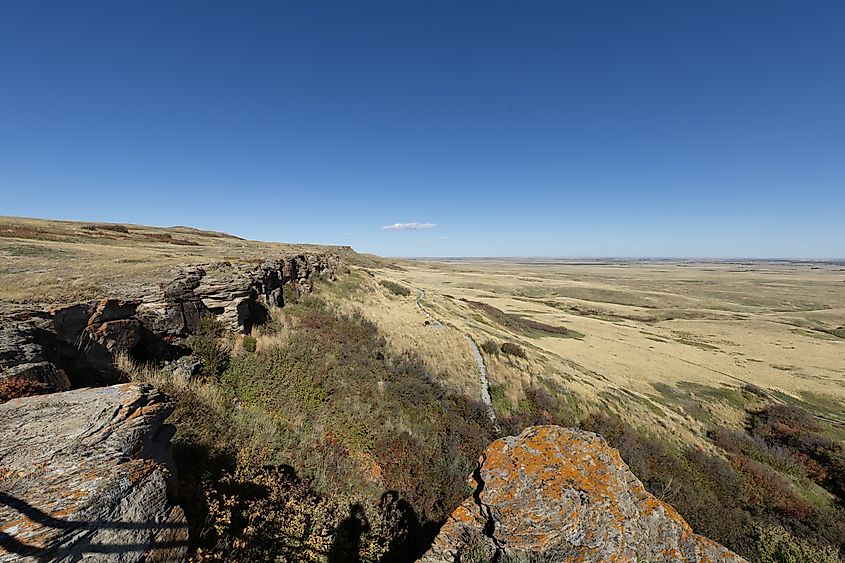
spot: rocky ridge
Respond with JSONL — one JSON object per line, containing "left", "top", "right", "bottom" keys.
{"left": 0, "top": 253, "right": 339, "bottom": 391}
{"left": 0, "top": 383, "right": 187, "bottom": 562}
{"left": 421, "top": 425, "right": 746, "bottom": 563}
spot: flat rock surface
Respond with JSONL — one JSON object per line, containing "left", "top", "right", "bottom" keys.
{"left": 0, "top": 384, "right": 188, "bottom": 562}
{"left": 421, "top": 425, "right": 746, "bottom": 563}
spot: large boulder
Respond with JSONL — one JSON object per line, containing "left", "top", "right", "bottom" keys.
{"left": 420, "top": 426, "right": 746, "bottom": 563}
{"left": 0, "top": 383, "right": 188, "bottom": 562}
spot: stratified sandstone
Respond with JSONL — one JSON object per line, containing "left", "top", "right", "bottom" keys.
{"left": 0, "top": 253, "right": 339, "bottom": 390}
{"left": 421, "top": 426, "right": 746, "bottom": 563}
{"left": 0, "top": 383, "right": 188, "bottom": 562}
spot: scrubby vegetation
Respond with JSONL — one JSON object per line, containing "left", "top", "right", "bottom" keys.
{"left": 462, "top": 299, "right": 582, "bottom": 338}
{"left": 580, "top": 408, "right": 845, "bottom": 562}
{"left": 379, "top": 280, "right": 411, "bottom": 297}
{"left": 499, "top": 342, "right": 526, "bottom": 358}
{"left": 124, "top": 291, "right": 494, "bottom": 561}
{"left": 0, "top": 376, "right": 48, "bottom": 403}
{"left": 187, "top": 315, "right": 229, "bottom": 378}
{"left": 484, "top": 374, "right": 845, "bottom": 562}
{"left": 81, "top": 223, "right": 130, "bottom": 233}
{"left": 112, "top": 270, "right": 844, "bottom": 563}
{"left": 480, "top": 339, "right": 499, "bottom": 355}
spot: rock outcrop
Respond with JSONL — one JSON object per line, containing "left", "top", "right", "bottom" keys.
{"left": 421, "top": 426, "right": 746, "bottom": 563}
{"left": 0, "top": 383, "right": 188, "bottom": 562}
{"left": 0, "top": 254, "right": 339, "bottom": 390}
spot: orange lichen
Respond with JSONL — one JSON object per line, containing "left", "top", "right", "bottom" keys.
{"left": 422, "top": 426, "right": 746, "bottom": 563}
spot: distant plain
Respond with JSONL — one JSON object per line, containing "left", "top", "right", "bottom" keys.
{"left": 376, "top": 258, "right": 845, "bottom": 444}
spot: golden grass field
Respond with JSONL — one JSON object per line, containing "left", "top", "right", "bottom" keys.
{"left": 368, "top": 259, "right": 845, "bottom": 445}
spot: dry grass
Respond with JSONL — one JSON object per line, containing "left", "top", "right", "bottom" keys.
{"left": 0, "top": 215, "right": 366, "bottom": 312}
{"left": 316, "top": 270, "right": 480, "bottom": 398}
{"left": 369, "top": 259, "right": 845, "bottom": 447}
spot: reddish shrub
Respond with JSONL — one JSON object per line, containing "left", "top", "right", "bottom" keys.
{"left": 0, "top": 377, "right": 46, "bottom": 403}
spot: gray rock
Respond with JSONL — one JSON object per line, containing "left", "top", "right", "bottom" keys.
{"left": 164, "top": 355, "right": 202, "bottom": 383}
{"left": 0, "top": 383, "right": 188, "bottom": 562}
{"left": 0, "top": 321, "right": 69, "bottom": 391}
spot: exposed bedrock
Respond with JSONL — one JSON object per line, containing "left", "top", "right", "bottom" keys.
{"left": 420, "top": 425, "right": 746, "bottom": 563}
{"left": 0, "top": 383, "right": 188, "bottom": 562}
{"left": 0, "top": 254, "right": 339, "bottom": 390}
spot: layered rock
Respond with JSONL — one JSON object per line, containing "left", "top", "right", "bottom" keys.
{"left": 0, "top": 254, "right": 339, "bottom": 390}
{"left": 421, "top": 426, "right": 746, "bottom": 563}
{"left": 0, "top": 383, "right": 188, "bottom": 562}
{"left": 0, "top": 321, "right": 70, "bottom": 391}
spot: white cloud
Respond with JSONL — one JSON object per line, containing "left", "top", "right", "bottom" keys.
{"left": 381, "top": 222, "right": 436, "bottom": 231}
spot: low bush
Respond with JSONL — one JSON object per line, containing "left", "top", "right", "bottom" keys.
{"left": 283, "top": 283, "right": 300, "bottom": 305}
{"left": 581, "top": 409, "right": 845, "bottom": 562}
{"left": 480, "top": 340, "right": 499, "bottom": 355}
{"left": 755, "top": 525, "right": 840, "bottom": 563}
{"left": 499, "top": 385, "right": 578, "bottom": 435}
{"left": 192, "top": 465, "right": 415, "bottom": 563}
{"left": 0, "top": 377, "right": 47, "bottom": 403}
{"left": 187, "top": 315, "right": 229, "bottom": 379}
{"left": 500, "top": 342, "right": 526, "bottom": 358}
{"left": 379, "top": 280, "right": 411, "bottom": 297}
{"left": 242, "top": 335, "right": 257, "bottom": 353}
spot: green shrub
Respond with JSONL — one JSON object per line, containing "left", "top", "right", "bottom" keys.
{"left": 480, "top": 339, "right": 499, "bottom": 355}
{"left": 379, "top": 280, "right": 411, "bottom": 297}
{"left": 283, "top": 283, "right": 300, "bottom": 305}
{"left": 500, "top": 342, "right": 526, "bottom": 358}
{"left": 756, "top": 525, "right": 840, "bottom": 563}
{"left": 187, "top": 314, "right": 229, "bottom": 379}
{"left": 499, "top": 384, "right": 578, "bottom": 434}
{"left": 581, "top": 410, "right": 845, "bottom": 562}
{"left": 242, "top": 335, "right": 257, "bottom": 353}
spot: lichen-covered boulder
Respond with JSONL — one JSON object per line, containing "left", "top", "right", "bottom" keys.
{"left": 0, "top": 383, "right": 188, "bottom": 562}
{"left": 420, "top": 426, "right": 746, "bottom": 563}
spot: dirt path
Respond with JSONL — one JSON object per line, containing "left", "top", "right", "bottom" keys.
{"left": 416, "top": 289, "right": 497, "bottom": 426}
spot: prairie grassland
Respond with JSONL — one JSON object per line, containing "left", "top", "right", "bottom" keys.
{"left": 370, "top": 259, "right": 845, "bottom": 445}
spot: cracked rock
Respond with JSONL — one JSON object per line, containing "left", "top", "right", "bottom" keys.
{"left": 419, "top": 426, "right": 746, "bottom": 563}
{"left": 0, "top": 383, "right": 188, "bottom": 562}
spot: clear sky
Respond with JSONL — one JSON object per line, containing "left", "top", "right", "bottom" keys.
{"left": 1, "top": 1, "right": 843, "bottom": 258}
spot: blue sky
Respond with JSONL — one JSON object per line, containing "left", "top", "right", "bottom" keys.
{"left": 1, "top": 1, "right": 843, "bottom": 258}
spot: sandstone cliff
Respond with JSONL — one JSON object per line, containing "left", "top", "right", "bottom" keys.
{"left": 0, "top": 253, "right": 339, "bottom": 391}
{"left": 0, "top": 383, "right": 187, "bottom": 562}
{"left": 421, "top": 426, "right": 746, "bottom": 563}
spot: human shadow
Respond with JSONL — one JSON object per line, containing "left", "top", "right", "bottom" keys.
{"left": 327, "top": 491, "right": 428, "bottom": 563}
{"left": 328, "top": 503, "right": 369, "bottom": 563}
{"left": 0, "top": 491, "right": 188, "bottom": 559}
